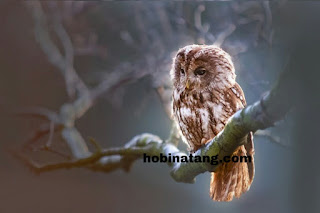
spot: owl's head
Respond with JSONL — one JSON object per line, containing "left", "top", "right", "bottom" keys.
{"left": 171, "top": 44, "right": 236, "bottom": 93}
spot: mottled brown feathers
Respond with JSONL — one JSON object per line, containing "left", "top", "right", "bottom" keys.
{"left": 171, "top": 44, "right": 255, "bottom": 201}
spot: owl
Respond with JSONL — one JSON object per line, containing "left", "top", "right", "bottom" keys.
{"left": 171, "top": 44, "right": 254, "bottom": 201}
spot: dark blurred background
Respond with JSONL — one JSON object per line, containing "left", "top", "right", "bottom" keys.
{"left": 0, "top": 1, "right": 319, "bottom": 213}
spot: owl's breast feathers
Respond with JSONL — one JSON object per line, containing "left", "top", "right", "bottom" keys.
{"left": 173, "top": 83, "right": 246, "bottom": 151}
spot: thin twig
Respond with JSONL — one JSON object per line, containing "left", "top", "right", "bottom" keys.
{"left": 255, "top": 130, "right": 291, "bottom": 149}
{"left": 45, "top": 120, "right": 55, "bottom": 147}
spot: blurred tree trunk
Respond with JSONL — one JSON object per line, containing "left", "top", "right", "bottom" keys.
{"left": 285, "top": 10, "right": 320, "bottom": 213}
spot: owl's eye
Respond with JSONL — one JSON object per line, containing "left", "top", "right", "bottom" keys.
{"left": 194, "top": 68, "right": 206, "bottom": 76}
{"left": 180, "top": 69, "right": 185, "bottom": 75}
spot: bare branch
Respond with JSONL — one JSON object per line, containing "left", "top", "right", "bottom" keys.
{"left": 45, "top": 120, "right": 55, "bottom": 147}
{"left": 14, "top": 106, "right": 59, "bottom": 122}
{"left": 27, "top": 1, "right": 89, "bottom": 99}
{"left": 213, "top": 24, "right": 236, "bottom": 47}
{"left": 255, "top": 130, "right": 291, "bottom": 149}
{"left": 261, "top": 1, "right": 274, "bottom": 44}
{"left": 16, "top": 63, "right": 294, "bottom": 184}
{"left": 14, "top": 1, "right": 293, "bottom": 186}
{"left": 195, "top": 5, "right": 210, "bottom": 34}
{"left": 22, "top": 123, "right": 63, "bottom": 151}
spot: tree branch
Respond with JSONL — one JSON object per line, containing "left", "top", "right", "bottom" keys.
{"left": 14, "top": 1, "right": 294, "bottom": 185}
{"left": 15, "top": 62, "right": 293, "bottom": 183}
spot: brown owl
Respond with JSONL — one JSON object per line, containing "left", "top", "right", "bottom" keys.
{"left": 171, "top": 44, "right": 254, "bottom": 202}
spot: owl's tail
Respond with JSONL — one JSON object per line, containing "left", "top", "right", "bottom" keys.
{"left": 210, "top": 133, "right": 255, "bottom": 202}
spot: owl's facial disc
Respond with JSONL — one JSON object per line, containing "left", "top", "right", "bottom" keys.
{"left": 171, "top": 44, "right": 237, "bottom": 96}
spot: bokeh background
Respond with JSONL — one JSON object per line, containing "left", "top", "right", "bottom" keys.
{"left": 1, "top": 1, "right": 319, "bottom": 213}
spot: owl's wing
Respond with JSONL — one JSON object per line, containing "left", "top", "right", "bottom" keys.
{"left": 228, "top": 82, "right": 247, "bottom": 108}
{"left": 244, "top": 131, "right": 255, "bottom": 184}
{"left": 227, "top": 82, "right": 255, "bottom": 184}
{"left": 231, "top": 83, "right": 255, "bottom": 185}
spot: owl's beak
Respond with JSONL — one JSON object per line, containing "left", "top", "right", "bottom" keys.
{"left": 185, "top": 80, "right": 190, "bottom": 90}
